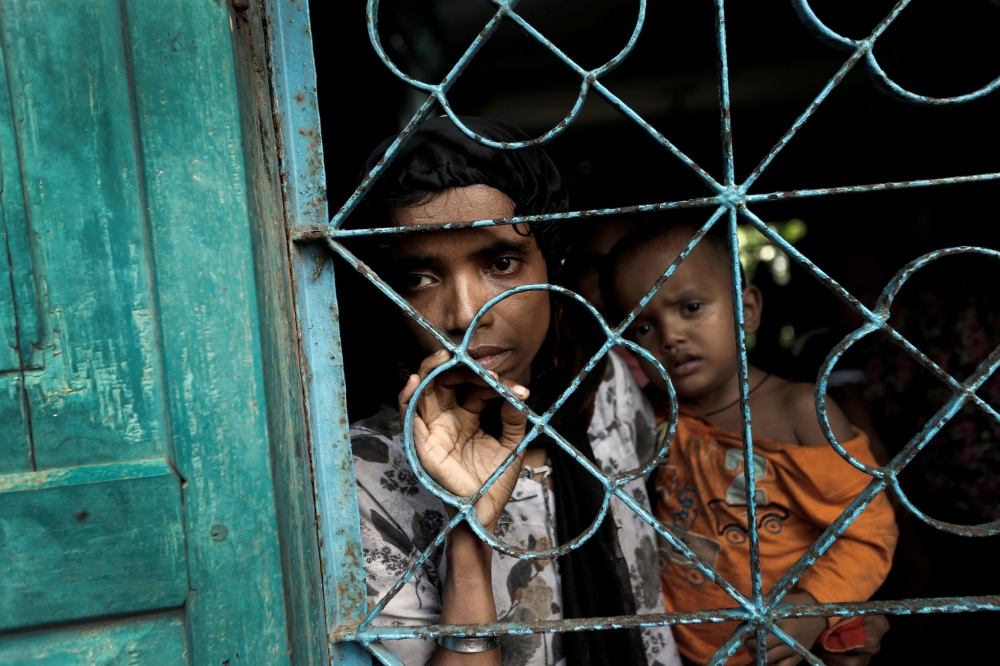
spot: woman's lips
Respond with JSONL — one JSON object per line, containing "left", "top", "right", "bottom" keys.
{"left": 469, "top": 347, "right": 513, "bottom": 372}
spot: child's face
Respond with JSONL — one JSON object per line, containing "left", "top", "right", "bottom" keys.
{"left": 390, "top": 185, "right": 551, "bottom": 386}
{"left": 614, "top": 234, "right": 761, "bottom": 399}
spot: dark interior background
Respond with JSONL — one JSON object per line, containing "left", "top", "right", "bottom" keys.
{"left": 308, "top": 1, "right": 999, "bottom": 663}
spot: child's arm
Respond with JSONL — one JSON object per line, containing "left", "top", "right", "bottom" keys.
{"left": 781, "top": 385, "right": 898, "bottom": 605}
{"left": 742, "top": 490, "right": 896, "bottom": 665}
{"left": 750, "top": 385, "right": 898, "bottom": 664}
{"left": 793, "top": 492, "right": 898, "bottom": 609}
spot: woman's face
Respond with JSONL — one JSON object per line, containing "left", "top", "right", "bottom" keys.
{"left": 389, "top": 184, "right": 551, "bottom": 386}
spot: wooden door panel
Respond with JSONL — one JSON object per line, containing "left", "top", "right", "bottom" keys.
{"left": 0, "top": 0, "right": 165, "bottom": 470}
{"left": 0, "top": 373, "right": 29, "bottom": 472}
{"left": 0, "top": 611, "right": 187, "bottom": 665}
{"left": 0, "top": 460, "right": 187, "bottom": 631}
{"left": 0, "top": 0, "right": 189, "bottom": 646}
{"left": 0, "top": 220, "right": 30, "bottom": 470}
{"left": 0, "top": 27, "right": 35, "bottom": 370}
{"left": 0, "top": 219, "right": 16, "bottom": 372}
{"left": 0, "top": 0, "right": 299, "bottom": 660}
{"left": 0, "top": 29, "right": 31, "bottom": 472}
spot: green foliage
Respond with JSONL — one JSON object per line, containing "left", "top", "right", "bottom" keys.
{"left": 737, "top": 219, "right": 807, "bottom": 285}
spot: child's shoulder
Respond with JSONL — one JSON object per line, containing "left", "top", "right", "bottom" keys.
{"left": 764, "top": 378, "right": 854, "bottom": 447}
{"left": 771, "top": 379, "right": 819, "bottom": 413}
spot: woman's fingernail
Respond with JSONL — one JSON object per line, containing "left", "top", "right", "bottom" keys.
{"left": 490, "top": 371, "right": 499, "bottom": 380}
{"left": 513, "top": 385, "right": 528, "bottom": 398}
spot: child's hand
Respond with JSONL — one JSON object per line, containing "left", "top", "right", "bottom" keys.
{"left": 814, "top": 615, "right": 887, "bottom": 666}
{"left": 398, "top": 349, "right": 530, "bottom": 533}
{"left": 743, "top": 592, "right": 828, "bottom": 666}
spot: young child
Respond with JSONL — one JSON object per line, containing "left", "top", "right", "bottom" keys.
{"left": 603, "top": 222, "right": 899, "bottom": 666}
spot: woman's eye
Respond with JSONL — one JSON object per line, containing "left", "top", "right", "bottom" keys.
{"left": 490, "top": 257, "right": 520, "bottom": 273}
{"left": 404, "top": 273, "right": 433, "bottom": 289}
{"left": 684, "top": 302, "right": 702, "bottom": 314}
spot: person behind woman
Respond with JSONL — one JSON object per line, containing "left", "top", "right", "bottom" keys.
{"left": 345, "top": 116, "right": 887, "bottom": 666}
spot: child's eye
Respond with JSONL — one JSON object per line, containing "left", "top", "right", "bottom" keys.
{"left": 684, "top": 302, "right": 702, "bottom": 314}
{"left": 634, "top": 323, "right": 653, "bottom": 336}
{"left": 490, "top": 257, "right": 520, "bottom": 273}
{"left": 404, "top": 273, "right": 434, "bottom": 289}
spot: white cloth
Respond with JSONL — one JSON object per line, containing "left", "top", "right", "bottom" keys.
{"left": 350, "top": 352, "right": 682, "bottom": 666}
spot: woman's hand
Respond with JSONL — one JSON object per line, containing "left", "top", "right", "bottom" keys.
{"left": 399, "top": 349, "right": 530, "bottom": 532}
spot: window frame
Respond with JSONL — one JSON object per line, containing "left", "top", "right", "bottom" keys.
{"left": 265, "top": 1, "right": 1000, "bottom": 664}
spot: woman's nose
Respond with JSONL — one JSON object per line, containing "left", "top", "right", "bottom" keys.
{"left": 444, "top": 277, "right": 494, "bottom": 340}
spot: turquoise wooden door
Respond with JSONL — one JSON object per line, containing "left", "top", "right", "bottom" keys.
{"left": 0, "top": 1, "right": 306, "bottom": 663}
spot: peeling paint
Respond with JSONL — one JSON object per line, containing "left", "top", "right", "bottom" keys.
{"left": 284, "top": 0, "right": 1000, "bottom": 660}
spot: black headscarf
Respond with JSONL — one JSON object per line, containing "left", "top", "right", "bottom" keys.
{"left": 356, "top": 116, "right": 572, "bottom": 277}
{"left": 359, "top": 116, "right": 648, "bottom": 665}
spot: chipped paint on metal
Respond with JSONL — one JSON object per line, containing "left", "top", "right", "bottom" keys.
{"left": 263, "top": 1, "right": 370, "bottom": 664}
{"left": 277, "top": 0, "right": 1000, "bottom": 662}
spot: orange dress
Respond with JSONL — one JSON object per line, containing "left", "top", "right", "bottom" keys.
{"left": 652, "top": 405, "right": 898, "bottom": 665}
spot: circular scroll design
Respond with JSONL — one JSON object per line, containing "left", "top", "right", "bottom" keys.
{"left": 401, "top": 283, "right": 679, "bottom": 560}
{"left": 815, "top": 246, "right": 1000, "bottom": 537}
{"left": 793, "top": 0, "right": 1000, "bottom": 105}
{"left": 367, "top": 0, "right": 648, "bottom": 148}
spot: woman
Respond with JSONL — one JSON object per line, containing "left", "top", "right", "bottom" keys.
{"left": 346, "top": 116, "right": 886, "bottom": 666}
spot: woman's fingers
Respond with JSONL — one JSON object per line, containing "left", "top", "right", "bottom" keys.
{"left": 398, "top": 350, "right": 452, "bottom": 418}
{"left": 398, "top": 373, "right": 422, "bottom": 427}
{"left": 498, "top": 384, "right": 530, "bottom": 449}
{"left": 397, "top": 349, "right": 458, "bottom": 427}
{"left": 458, "top": 372, "right": 503, "bottom": 414}
{"left": 400, "top": 349, "right": 531, "bottom": 443}
{"left": 416, "top": 348, "right": 453, "bottom": 378}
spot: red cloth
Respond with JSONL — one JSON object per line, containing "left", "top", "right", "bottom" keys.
{"left": 817, "top": 617, "right": 868, "bottom": 652}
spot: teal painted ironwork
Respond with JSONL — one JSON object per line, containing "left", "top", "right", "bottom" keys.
{"left": 282, "top": 0, "right": 1000, "bottom": 664}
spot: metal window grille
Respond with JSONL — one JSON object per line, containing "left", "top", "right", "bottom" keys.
{"left": 268, "top": 1, "right": 1000, "bottom": 664}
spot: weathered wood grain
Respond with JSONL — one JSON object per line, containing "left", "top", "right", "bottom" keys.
{"left": 0, "top": 611, "right": 187, "bottom": 665}
{"left": 0, "top": 7, "right": 39, "bottom": 471}
{"left": 0, "top": 193, "right": 30, "bottom": 465}
{"left": 260, "top": 0, "right": 372, "bottom": 660}
{"left": 0, "top": 0, "right": 166, "bottom": 470}
{"left": 231, "top": 4, "right": 326, "bottom": 664}
{"left": 0, "top": 460, "right": 187, "bottom": 631}
{"left": 0, "top": 29, "right": 36, "bottom": 369}
{"left": 0, "top": 0, "right": 327, "bottom": 660}
{"left": 0, "top": 374, "right": 30, "bottom": 472}
{"left": 123, "top": 0, "right": 292, "bottom": 662}
{"left": 0, "top": 214, "right": 17, "bottom": 373}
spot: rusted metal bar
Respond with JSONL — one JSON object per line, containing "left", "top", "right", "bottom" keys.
{"left": 742, "top": 0, "right": 911, "bottom": 191}
{"left": 282, "top": 0, "right": 1000, "bottom": 661}
{"left": 341, "top": 595, "right": 1000, "bottom": 643}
